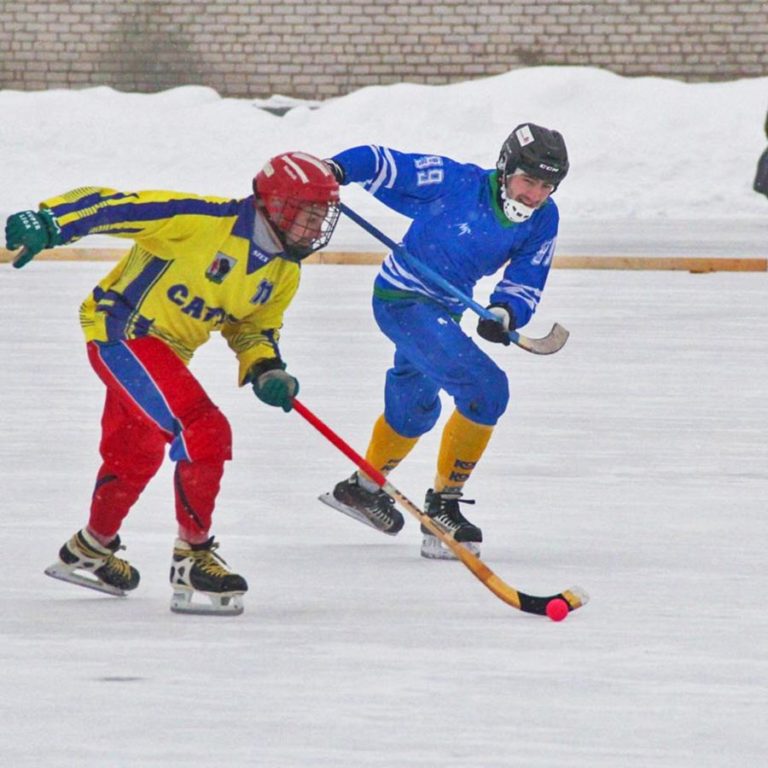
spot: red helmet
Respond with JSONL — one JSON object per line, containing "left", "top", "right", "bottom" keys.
{"left": 253, "top": 152, "right": 341, "bottom": 261}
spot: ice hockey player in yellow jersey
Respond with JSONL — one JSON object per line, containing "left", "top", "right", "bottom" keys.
{"left": 4, "top": 152, "right": 341, "bottom": 615}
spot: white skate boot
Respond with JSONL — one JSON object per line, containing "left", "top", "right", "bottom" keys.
{"left": 169, "top": 537, "right": 248, "bottom": 616}
{"left": 44, "top": 528, "right": 140, "bottom": 596}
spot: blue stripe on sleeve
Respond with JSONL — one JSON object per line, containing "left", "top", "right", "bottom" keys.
{"left": 51, "top": 191, "right": 136, "bottom": 218}
{"left": 57, "top": 193, "right": 242, "bottom": 242}
{"left": 90, "top": 197, "right": 240, "bottom": 228}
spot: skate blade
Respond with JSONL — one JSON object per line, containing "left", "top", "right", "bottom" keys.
{"left": 44, "top": 563, "right": 128, "bottom": 597}
{"left": 420, "top": 534, "right": 481, "bottom": 561}
{"left": 170, "top": 588, "right": 244, "bottom": 617}
{"left": 318, "top": 492, "right": 399, "bottom": 536}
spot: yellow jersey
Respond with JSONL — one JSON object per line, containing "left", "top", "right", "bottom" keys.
{"left": 41, "top": 187, "right": 300, "bottom": 384}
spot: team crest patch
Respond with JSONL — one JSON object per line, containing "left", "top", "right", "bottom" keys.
{"left": 205, "top": 253, "right": 237, "bottom": 283}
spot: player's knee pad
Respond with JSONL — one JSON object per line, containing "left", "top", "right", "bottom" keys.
{"left": 383, "top": 367, "right": 442, "bottom": 438}
{"left": 171, "top": 403, "right": 232, "bottom": 463}
{"left": 457, "top": 364, "right": 509, "bottom": 426}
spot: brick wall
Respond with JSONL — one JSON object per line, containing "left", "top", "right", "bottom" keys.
{"left": 1, "top": 1, "right": 766, "bottom": 98}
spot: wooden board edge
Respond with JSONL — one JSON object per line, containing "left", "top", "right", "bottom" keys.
{"left": 1, "top": 249, "right": 765, "bottom": 272}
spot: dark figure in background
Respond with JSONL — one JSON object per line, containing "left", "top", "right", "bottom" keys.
{"left": 753, "top": 110, "right": 768, "bottom": 197}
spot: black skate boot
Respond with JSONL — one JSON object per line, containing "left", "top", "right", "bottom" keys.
{"left": 170, "top": 536, "right": 248, "bottom": 616}
{"left": 44, "top": 528, "right": 140, "bottom": 596}
{"left": 319, "top": 473, "right": 404, "bottom": 535}
{"left": 420, "top": 489, "right": 482, "bottom": 560}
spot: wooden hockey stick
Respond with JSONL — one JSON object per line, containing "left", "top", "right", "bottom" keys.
{"left": 339, "top": 202, "right": 570, "bottom": 355}
{"left": 294, "top": 398, "right": 588, "bottom": 616}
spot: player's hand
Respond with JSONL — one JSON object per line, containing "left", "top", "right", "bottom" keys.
{"left": 4, "top": 209, "right": 61, "bottom": 268}
{"left": 323, "top": 159, "right": 346, "bottom": 184}
{"left": 477, "top": 304, "right": 516, "bottom": 346}
{"left": 249, "top": 361, "right": 299, "bottom": 412}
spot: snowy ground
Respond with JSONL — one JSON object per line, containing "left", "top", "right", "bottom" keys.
{"left": 1, "top": 260, "right": 766, "bottom": 767}
{"left": 2, "top": 66, "right": 768, "bottom": 237}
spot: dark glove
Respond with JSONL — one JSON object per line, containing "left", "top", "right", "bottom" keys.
{"left": 754, "top": 146, "right": 768, "bottom": 197}
{"left": 5, "top": 208, "right": 62, "bottom": 268}
{"left": 324, "top": 159, "right": 346, "bottom": 184}
{"left": 248, "top": 359, "right": 299, "bottom": 412}
{"left": 477, "top": 304, "right": 516, "bottom": 346}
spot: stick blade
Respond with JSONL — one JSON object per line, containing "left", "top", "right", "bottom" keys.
{"left": 517, "top": 584, "right": 590, "bottom": 615}
{"left": 513, "top": 323, "right": 570, "bottom": 355}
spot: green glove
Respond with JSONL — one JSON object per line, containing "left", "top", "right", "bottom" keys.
{"left": 250, "top": 361, "right": 299, "bottom": 412}
{"left": 5, "top": 208, "right": 62, "bottom": 268}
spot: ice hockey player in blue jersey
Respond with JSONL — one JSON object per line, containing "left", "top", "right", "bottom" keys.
{"left": 319, "top": 124, "right": 569, "bottom": 559}
{"left": 754, "top": 108, "right": 768, "bottom": 197}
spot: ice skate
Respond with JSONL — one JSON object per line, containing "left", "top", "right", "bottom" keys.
{"left": 169, "top": 537, "right": 248, "bottom": 616}
{"left": 420, "top": 489, "right": 482, "bottom": 560}
{"left": 44, "top": 528, "right": 140, "bottom": 596}
{"left": 319, "top": 473, "right": 404, "bottom": 535}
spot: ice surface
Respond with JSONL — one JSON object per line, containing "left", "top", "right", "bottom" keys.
{"left": 1, "top": 262, "right": 766, "bottom": 767}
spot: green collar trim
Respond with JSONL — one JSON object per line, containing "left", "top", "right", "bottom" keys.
{"left": 488, "top": 171, "right": 516, "bottom": 228}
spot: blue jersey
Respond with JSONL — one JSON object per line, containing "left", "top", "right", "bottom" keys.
{"left": 332, "top": 145, "right": 560, "bottom": 327}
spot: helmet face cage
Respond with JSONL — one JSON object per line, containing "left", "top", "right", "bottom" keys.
{"left": 264, "top": 196, "right": 341, "bottom": 262}
{"left": 255, "top": 152, "right": 341, "bottom": 262}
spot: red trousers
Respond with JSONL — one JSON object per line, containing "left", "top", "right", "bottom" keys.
{"left": 86, "top": 337, "right": 232, "bottom": 543}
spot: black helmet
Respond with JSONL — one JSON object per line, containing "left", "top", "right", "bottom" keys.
{"left": 497, "top": 123, "right": 569, "bottom": 189}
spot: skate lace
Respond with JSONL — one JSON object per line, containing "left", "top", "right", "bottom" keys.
{"left": 349, "top": 477, "right": 395, "bottom": 520}
{"left": 103, "top": 552, "right": 133, "bottom": 579}
{"left": 372, "top": 492, "right": 396, "bottom": 518}
{"left": 435, "top": 496, "right": 475, "bottom": 526}
{"left": 190, "top": 546, "right": 231, "bottom": 578}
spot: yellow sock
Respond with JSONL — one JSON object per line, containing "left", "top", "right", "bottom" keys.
{"left": 361, "top": 414, "right": 419, "bottom": 481}
{"left": 434, "top": 409, "right": 494, "bottom": 494}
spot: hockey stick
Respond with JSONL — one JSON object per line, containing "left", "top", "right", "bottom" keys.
{"left": 339, "top": 202, "right": 569, "bottom": 355}
{"left": 294, "top": 398, "right": 588, "bottom": 616}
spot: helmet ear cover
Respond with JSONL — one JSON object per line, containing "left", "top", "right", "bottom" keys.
{"left": 254, "top": 152, "right": 341, "bottom": 261}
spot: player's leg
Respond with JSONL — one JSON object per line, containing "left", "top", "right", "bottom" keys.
{"left": 89, "top": 388, "right": 166, "bottom": 539}
{"left": 46, "top": 345, "right": 167, "bottom": 595}
{"left": 49, "top": 337, "right": 246, "bottom": 612}
{"left": 320, "top": 344, "right": 441, "bottom": 534}
{"left": 373, "top": 298, "right": 509, "bottom": 558}
{"left": 92, "top": 336, "right": 247, "bottom": 614}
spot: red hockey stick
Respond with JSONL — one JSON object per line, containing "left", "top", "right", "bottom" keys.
{"left": 293, "top": 398, "right": 588, "bottom": 616}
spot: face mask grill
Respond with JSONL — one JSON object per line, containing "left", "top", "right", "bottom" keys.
{"left": 267, "top": 198, "right": 341, "bottom": 261}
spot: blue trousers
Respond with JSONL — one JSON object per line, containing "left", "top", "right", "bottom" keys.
{"left": 372, "top": 296, "right": 509, "bottom": 437}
